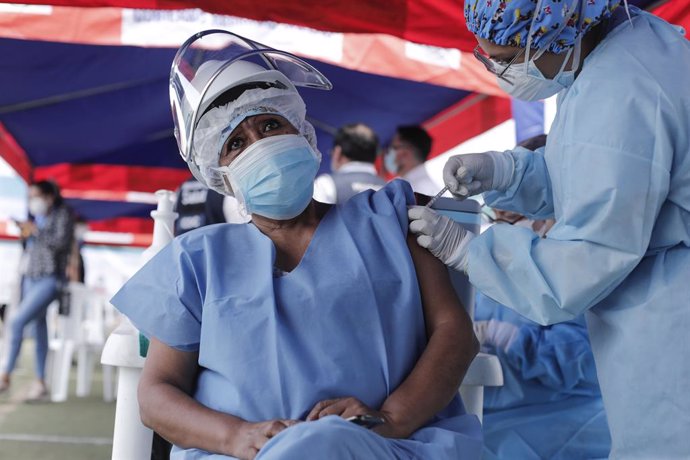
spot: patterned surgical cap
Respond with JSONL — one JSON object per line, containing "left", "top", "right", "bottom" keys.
{"left": 464, "top": 0, "right": 621, "bottom": 53}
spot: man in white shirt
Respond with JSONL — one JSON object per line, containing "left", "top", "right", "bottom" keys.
{"left": 384, "top": 125, "right": 438, "bottom": 197}
{"left": 313, "top": 123, "right": 385, "bottom": 204}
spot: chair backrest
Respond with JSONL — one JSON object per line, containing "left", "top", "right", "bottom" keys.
{"left": 430, "top": 197, "right": 481, "bottom": 317}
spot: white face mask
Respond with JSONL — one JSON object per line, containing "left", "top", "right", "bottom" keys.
{"left": 74, "top": 224, "right": 88, "bottom": 241}
{"left": 384, "top": 148, "right": 399, "bottom": 174}
{"left": 498, "top": 42, "right": 580, "bottom": 101}
{"left": 496, "top": 0, "right": 583, "bottom": 103}
{"left": 28, "top": 197, "right": 49, "bottom": 216}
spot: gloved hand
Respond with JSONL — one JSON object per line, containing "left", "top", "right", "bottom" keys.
{"left": 473, "top": 319, "right": 520, "bottom": 352}
{"left": 408, "top": 206, "right": 475, "bottom": 273}
{"left": 442, "top": 151, "right": 515, "bottom": 199}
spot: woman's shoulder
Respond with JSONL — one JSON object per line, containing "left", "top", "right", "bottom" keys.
{"left": 338, "top": 180, "right": 414, "bottom": 233}
{"left": 344, "top": 180, "right": 414, "bottom": 212}
{"left": 175, "top": 222, "right": 258, "bottom": 247}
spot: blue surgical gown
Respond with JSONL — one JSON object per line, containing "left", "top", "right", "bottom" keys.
{"left": 467, "top": 8, "right": 690, "bottom": 458}
{"left": 476, "top": 294, "right": 611, "bottom": 459}
{"left": 112, "top": 180, "right": 482, "bottom": 459}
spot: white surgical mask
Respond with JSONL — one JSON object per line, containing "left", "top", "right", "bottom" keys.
{"left": 28, "top": 197, "right": 49, "bottom": 216}
{"left": 498, "top": 42, "right": 580, "bottom": 101}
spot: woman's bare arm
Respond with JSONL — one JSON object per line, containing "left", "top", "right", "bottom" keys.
{"left": 374, "top": 233, "right": 479, "bottom": 437}
{"left": 139, "top": 338, "right": 296, "bottom": 459}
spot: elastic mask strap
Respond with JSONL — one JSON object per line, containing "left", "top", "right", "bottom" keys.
{"left": 569, "top": 35, "right": 583, "bottom": 74}
{"left": 523, "top": 0, "right": 544, "bottom": 74}
{"left": 526, "top": 0, "right": 579, "bottom": 69}
{"left": 556, "top": 47, "right": 574, "bottom": 76}
{"left": 622, "top": 0, "right": 633, "bottom": 26}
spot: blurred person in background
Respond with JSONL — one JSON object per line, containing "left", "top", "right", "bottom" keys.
{"left": 313, "top": 122, "right": 385, "bottom": 204}
{"left": 174, "top": 176, "right": 250, "bottom": 237}
{"left": 0, "top": 180, "right": 74, "bottom": 402}
{"left": 384, "top": 125, "right": 438, "bottom": 196}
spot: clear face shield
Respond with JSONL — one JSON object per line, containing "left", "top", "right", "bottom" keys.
{"left": 169, "top": 29, "right": 332, "bottom": 168}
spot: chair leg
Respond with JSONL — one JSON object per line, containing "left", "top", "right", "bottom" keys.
{"left": 102, "top": 364, "right": 115, "bottom": 403}
{"left": 50, "top": 339, "right": 74, "bottom": 403}
{"left": 76, "top": 346, "right": 94, "bottom": 397}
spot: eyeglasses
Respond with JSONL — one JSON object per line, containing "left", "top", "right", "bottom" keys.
{"left": 473, "top": 45, "right": 526, "bottom": 84}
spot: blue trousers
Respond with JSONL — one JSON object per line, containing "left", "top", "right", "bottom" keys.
{"left": 4, "top": 276, "right": 59, "bottom": 380}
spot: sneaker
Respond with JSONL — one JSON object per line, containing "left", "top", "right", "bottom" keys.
{"left": 23, "top": 381, "right": 49, "bottom": 404}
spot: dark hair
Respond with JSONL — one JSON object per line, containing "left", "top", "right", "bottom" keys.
{"left": 396, "top": 125, "right": 432, "bottom": 162}
{"left": 517, "top": 134, "right": 547, "bottom": 151}
{"left": 333, "top": 123, "right": 379, "bottom": 163}
{"left": 31, "top": 180, "right": 63, "bottom": 207}
{"left": 202, "top": 80, "right": 288, "bottom": 117}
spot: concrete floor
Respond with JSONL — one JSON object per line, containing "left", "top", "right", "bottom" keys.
{"left": 0, "top": 340, "right": 116, "bottom": 459}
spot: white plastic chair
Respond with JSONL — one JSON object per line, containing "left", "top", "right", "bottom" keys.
{"left": 102, "top": 190, "right": 177, "bottom": 460}
{"left": 48, "top": 282, "right": 115, "bottom": 402}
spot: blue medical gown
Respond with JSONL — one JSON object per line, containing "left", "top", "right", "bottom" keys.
{"left": 467, "top": 9, "right": 690, "bottom": 458}
{"left": 111, "top": 180, "right": 481, "bottom": 459}
{"left": 475, "top": 294, "right": 610, "bottom": 459}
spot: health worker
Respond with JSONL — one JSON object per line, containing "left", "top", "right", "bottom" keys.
{"left": 408, "top": 0, "right": 690, "bottom": 457}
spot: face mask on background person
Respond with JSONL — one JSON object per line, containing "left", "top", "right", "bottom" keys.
{"left": 28, "top": 197, "right": 49, "bottom": 217}
{"left": 74, "top": 224, "right": 88, "bottom": 242}
{"left": 384, "top": 148, "right": 399, "bottom": 174}
{"left": 216, "top": 134, "right": 320, "bottom": 220}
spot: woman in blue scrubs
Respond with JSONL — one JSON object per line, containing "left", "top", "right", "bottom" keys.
{"left": 409, "top": 0, "right": 690, "bottom": 457}
{"left": 111, "top": 32, "right": 482, "bottom": 459}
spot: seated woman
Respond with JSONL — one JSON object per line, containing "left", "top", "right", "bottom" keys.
{"left": 111, "top": 31, "right": 481, "bottom": 460}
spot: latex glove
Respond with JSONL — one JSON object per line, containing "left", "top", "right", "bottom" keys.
{"left": 408, "top": 206, "right": 475, "bottom": 273}
{"left": 473, "top": 319, "right": 520, "bottom": 352}
{"left": 442, "top": 151, "right": 515, "bottom": 199}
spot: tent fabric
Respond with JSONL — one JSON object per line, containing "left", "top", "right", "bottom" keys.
{"left": 0, "top": 0, "right": 686, "bottom": 234}
{"left": 6, "top": 0, "right": 477, "bottom": 51}
{"left": 4, "top": 0, "right": 684, "bottom": 49}
{"left": 0, "top": 36, "right": 475, "bottom": 174}
{"left": 0, "top": 6, "right": 502, "bottom": 96}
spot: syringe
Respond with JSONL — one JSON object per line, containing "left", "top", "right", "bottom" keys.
{"left": 425, "top": 185, "right": 449, "bottom": 208}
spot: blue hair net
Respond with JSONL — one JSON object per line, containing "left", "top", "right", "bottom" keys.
{"left": 464, "top": 0, "right": 621, "bottom": 53}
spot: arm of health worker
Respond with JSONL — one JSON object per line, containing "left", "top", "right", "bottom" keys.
{"left": 308, "top": 232, "right": 480, "bottom": 438}
{"left": 476, "top": 298, "right": 599, "bottom": 393}
{"left": 468, "top": 136, "right": 670, "bottom": 325}
{"left": 139, "top": 340, "right": 298, "bottom": 460}
{"left": 482, "top": 146, "right": 555, "bottom": 221}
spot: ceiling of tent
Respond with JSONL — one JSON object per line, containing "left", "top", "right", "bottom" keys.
{"left": 1, "top": 0, "right": 477, "bottom": 50}
{"left": 0, "top": 0, "right": 686, "bottom": 231}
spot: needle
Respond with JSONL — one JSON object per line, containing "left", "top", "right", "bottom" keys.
{"left": 425, "top": 185, "right": 448, "bottom": 208}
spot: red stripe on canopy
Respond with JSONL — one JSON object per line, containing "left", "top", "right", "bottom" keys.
{"left": 0, "top": 122, "right": 32, "bottom": 181}
{"left": 33, "top": 163, "right": 191, "bottom": 193}
{"left": 8, "top": 0, "right": 478, "bottom": 50}
{"left": 89, "top": 216, "right": 153, "bottom": 239}
{"left": 425, "top": 94, "right": 513, "bottom": 159}
{"left": 653, "top": 1, "right": 690, "bottom": 37}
